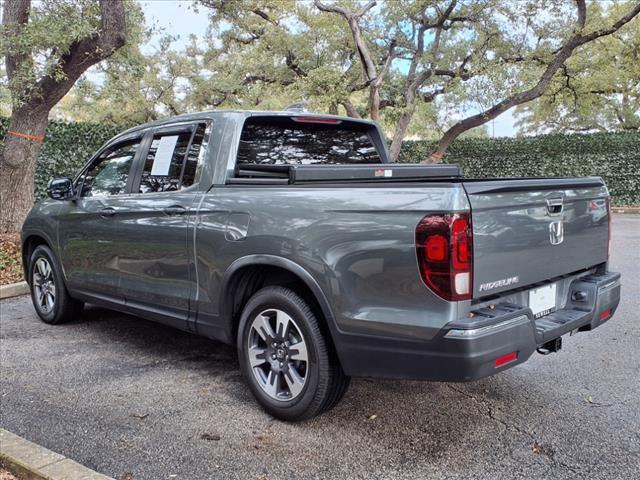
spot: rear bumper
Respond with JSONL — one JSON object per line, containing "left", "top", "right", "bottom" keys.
{"left": 338, "top": 271, "right": 621, "bottom": 381}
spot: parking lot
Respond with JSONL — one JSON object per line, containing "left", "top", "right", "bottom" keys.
{"left": 1, "top": 214, "right": 638, "bottom": 480}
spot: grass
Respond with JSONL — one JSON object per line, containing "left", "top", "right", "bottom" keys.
{"left": 0, "top": 234, "right": 23, "bottom": 285}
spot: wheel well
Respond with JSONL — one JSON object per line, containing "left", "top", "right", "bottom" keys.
{"left": 22, "top": 235, "right": 49, "bottom": 282}
{"left": 225, "top": 265, "right": 330, "bottom": 344}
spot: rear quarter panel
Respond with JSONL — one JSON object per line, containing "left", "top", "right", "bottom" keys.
{"left": 194, "top": 184, "right": 470, "bottom": 342}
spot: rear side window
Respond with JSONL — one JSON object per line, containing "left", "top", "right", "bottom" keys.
{"left": 237, "top": 117, "right": 382, "bottom": 165}
{"left": 81, "top": 140, "right": 139, "bottom": 197}
{"left": 138, "top": 123, "right": 207, "bottom": 193}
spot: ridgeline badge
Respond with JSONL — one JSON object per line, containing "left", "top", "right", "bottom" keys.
{"left": 479, "top": 276, "right": 520, "bottom": 292}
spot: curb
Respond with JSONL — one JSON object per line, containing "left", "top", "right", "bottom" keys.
{"left": 612, "top": 207, "right": 640, "bottom": 214}
{"left": 0, "top": 429, "right": 113, "bottom": 480}
{"left": 0, "top": 281, "right": 29, "bottom": 300}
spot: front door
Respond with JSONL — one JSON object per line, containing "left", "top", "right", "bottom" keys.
{"left": 58, "top": 137, "right": 142, "bottom": 299}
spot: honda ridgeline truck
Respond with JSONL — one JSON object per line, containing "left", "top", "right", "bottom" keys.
{"left": 22, "top": 111, "right": 621, "bottom": 421}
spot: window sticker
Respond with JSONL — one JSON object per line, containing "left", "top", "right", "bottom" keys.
{"left": 150, "top": 135, "right": 179, "bottom": 176}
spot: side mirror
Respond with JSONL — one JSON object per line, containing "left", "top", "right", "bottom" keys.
{"left": 47, "top": 177, "right": 75, "bottom": 200}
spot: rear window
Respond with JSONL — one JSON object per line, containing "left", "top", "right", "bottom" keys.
{"left": 237, "top": 117, "right": 382, "bottom": 165}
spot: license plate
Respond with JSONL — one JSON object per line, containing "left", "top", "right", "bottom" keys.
{"left": 529, "top": 283, "right": 557, "bottom": 318}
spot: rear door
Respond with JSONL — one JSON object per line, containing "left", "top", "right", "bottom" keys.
{"left": 463, "top": 177, "right": 609, "bottom": 298}
{"left": 115, "top": 122, "right": 210, "bottom": 328}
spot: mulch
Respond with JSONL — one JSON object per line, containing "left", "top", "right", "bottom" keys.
{"left": 0, "top": 233, "right": 24, "bottom": 285}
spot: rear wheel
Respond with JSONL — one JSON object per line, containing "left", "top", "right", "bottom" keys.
{"left": 29, "top": 245, "right": 83, "bottom": 325}
{"left": 237, "top": 286, "right": 349, "bottom": 421}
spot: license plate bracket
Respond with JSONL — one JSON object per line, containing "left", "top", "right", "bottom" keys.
{"left": 529, "top": 283, "right": 557, "bottom": 318}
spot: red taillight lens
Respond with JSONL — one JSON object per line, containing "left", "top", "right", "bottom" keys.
{"left": 291, "top": 116, "right": 342, "bottom": 124}
{"left": 426, "top": 235, "right": 448, "bottom": 261}
{"left": 415, "top": 213, "right": 473, "bottom": 301}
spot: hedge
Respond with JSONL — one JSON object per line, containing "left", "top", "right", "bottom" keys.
{"left": 1, "top": 117, "right": 638, "bottom": 205}
{"left": 398, "top": 132, "right": 639, "bottom": 206}
{"left": 0, "top": 117, "right": 124, "bottom": 200}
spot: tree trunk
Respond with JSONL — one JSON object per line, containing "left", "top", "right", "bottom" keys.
{"left": 388, "top": 108, "right": 415, "bottom": 162}
{"left": 369, "top": 86, "right": 380, "bottom": 121}
{"left": 0, "top": 106, "right": 49, "bottom": 233}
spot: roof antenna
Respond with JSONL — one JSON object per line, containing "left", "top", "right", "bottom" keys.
{"left": 285, "top": 101, "right": 308, "bottom": 113}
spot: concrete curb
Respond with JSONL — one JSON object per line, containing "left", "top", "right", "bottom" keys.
{"left": 0, "top": 429, "right": 113, "bottom": 480}
{"left": 612, "top": 207, "right": 640, "bottom": 214}
{"left": 0, "top": 281, "right": 29, "bottom": 300}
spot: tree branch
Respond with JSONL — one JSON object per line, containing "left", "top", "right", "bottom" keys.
{"left": 34, "top": 0, "right": 127, "bottom": 110}
{"left": 315, "top": 0, "right": 382, "bottom": 119}
{"left": 341, "top": 98, "right": 362, "bottom": 118}
{"left": 431, "top": 0, "right": 640, "bottom": 159}
{"left": 3, "top": 0, "right": 31, "bottom": 82}
{"left": 576, "top": 1, "right": 640, "bottom": 44}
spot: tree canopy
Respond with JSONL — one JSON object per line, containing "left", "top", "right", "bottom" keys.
{"left": 4, "top": 0, "right": 637, "bottom": 149}
{"left": 516, "top": 1, "right": 640, "bottom": 133}
{"left": 1, "top": 0, "right": 138, "bottom": 232}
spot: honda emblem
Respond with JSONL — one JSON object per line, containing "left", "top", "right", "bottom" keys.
{"left": 549, "top": 220, "right": 564, "bottom": 245}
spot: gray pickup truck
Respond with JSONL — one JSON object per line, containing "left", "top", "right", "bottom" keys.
{"left": 22, "top": 111, "right": 621, "bottom": 421}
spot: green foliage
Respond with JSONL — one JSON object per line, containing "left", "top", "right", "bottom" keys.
{"left": 515, "top": 1, "right": 640, "bottom": 133}
{"left": 53, "top": 33, "right": 186, "bottom": 126}
{"left": 0, "top": 117, "right": 636, "bottom": 205}
{"left": 399, "top": 132, "right": 640, "bottom": 206}
{"left": 0, "top": 0, "right": 144, "bottom": 108}
{"left": 0, "top": 117, "right": 124, "bottom": 199}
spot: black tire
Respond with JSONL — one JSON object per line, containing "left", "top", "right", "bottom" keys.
{"left": 28, "top": 244, "right": 83, "bottom": 325}
{"left": 237, "top": 286, "right": 349, "bottom": 421}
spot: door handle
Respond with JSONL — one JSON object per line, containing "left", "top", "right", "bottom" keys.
{"left": 100, "top": 207, "right": 116, "bottom": 218}
{"left": 163, "top": 205, "right": 187, "bottom": 216}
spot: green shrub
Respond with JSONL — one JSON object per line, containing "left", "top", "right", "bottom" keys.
{"left": 398, "top": 132, "right": 639, "bottom": 206}
{"left": 1, "top": 117, "right": 638, "bottom": 205}
{"left": 0, "top": 117, "right": 124, "bottom": 200}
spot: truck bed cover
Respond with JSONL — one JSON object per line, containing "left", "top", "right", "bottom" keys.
{"left": 232, "top": 163, "right": 463, "bottom": 184}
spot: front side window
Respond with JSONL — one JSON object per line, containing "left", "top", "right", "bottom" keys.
{"left": 81, "top": 140, "right": 139, "bottom": 197}
{"left": 138, "top": 123, "right": 207, "bottom": 193}
{"left": 237, "top": 117, "right": 382, "bottom": 165}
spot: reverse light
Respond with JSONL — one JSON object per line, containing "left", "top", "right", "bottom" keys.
{"left": 415, "top": 213, "right": 473, "bottom": 301}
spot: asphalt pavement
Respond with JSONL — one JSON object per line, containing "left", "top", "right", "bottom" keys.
{"left": 1, "top": 214, "right": 639, "bottom": 480}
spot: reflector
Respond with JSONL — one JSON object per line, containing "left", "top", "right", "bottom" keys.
{"left": 599, "top": 308, "right": 612, "bottom": 321}
{"left": 495, "top": 351, "right": 517, "bottom": 368}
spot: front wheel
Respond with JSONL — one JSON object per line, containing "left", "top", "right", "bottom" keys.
{"left": 237, "top": 286, "right": 349, "bottom": 421}
{"left": 29, "top": 245, "right": 83, "bottom": 325}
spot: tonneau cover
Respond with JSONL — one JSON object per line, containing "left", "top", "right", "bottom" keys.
{"left": 236, "top": 163, "right": 463, "bottom": 183}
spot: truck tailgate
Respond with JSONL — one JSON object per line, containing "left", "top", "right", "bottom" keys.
{"left": 463, "top": 177, "right": 609, "bottom": 298}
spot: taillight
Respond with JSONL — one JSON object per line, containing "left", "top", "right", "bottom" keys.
{"left": 606, "top": 197, "right": 611, "bottom": 259}
{"left": 415, "top": 213, "right": 473, "bottom": 301}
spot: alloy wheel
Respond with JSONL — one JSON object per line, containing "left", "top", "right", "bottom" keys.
{"left": 33, "top": 257, "right": 56, "bottom": 313}
{"left": 247, "top": 308, "right": 309, "bottom": 401}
